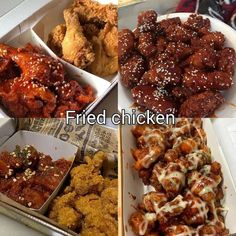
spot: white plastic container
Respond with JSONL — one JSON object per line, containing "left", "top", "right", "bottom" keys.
{"left": 118, "top": 13, "right": 236, "bottom": 117}
{"left": 121, "top": 119, "right": 236, "bottom": 235}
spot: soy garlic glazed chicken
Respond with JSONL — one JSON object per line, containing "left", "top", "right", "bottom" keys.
{"left": 0, "top": 43, "right": 94, "bottom": 117}
{"left": 129, "top": 119, "right": 229, "bottom": 235}
{"left": 119, "top": 11, "right": 236, "bottom": 117}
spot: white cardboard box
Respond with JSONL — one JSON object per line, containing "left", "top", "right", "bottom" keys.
{"left": 122, "top": 119, "right": 236, "bottom": 235}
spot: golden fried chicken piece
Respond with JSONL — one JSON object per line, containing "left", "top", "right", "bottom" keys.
{"left": 47, "top": 24, "right": 66, "bottom": 57}
{"left": 69, "top": 151, "right": 106, "bottom": 195}
{"left": 82, "top": 211, "right": 118, "bottom": 236}
{"left": 62, "top": 9, "right": 95, "bottom": 69}
{"left": 49, "top": 151, "right": 118, "bottom": 235}
{"left": 75, "top": 193, "right": 103, "bottom": 215}
{"left": 73, "top": 0, "right": 117, "bottom": 26}
{"left": 102, "top": 24, "right": 118, "bottom": 57}
{"left": 49, "top": 191, "right": 82, "bottom": 230}
{"left": 57, "top": 207, "right": 82, "bottom": 230}
{"left": 101, "top": 187, "right": 118, "bottom": 216}
{"left": 87, "top": 24, "right": 118, "bottom": 77}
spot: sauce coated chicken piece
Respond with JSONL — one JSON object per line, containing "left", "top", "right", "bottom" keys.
{"left": 129, "top": 211, "right": 156, "bottom": 235}
{"left": 140, "top": 191, "right": 168, "bottom": 212}
{"left": 138, "top": 32, "right": 157, "bottom": 58}
{"left": 141, "top": 61, "right": 182, "bottom": 87}
{"left": 183, "top": 192, "right": 209, "bottom": 225}
{"left": 0, "top": 44, "right": 64, "bottom": 86}
{"left": 120, "top": 54, "right": 146, "bottom": 88}
{"left": 0, "top": 145, "right": 71, "bottom": 209}
{"left": 186, "top": 47, "right": 217, "bottom": 69}
{"left": 179, "top": 91, "right": 224, "bottom": 117}
{"left": 218, "top": 47, "right": 236, "bottom": 76}
{"left": 129, "top": 120, "right": 229, "bottom": 236}
{"left": 137, "top": 10, "right": 158, "bottom": 33}
{"left": 182, "top": 70, "right": 233, "bottom": 93}
{"left": 0, "top": 43, "right": 94, "bottom": 117}
{"left": 164, "top": 225, "right": 196, "bottom": 236}
{"left": 184, "top": 14, "right": 211, "bottom": 35}
{"left": 151, "top": 162, "right": 185, "bottom": 197}
{"left": 118, "top": 29, "right": 135, "bottom": 64}
{"left": 131, "top": 85, "right": 178, "bottom": 115}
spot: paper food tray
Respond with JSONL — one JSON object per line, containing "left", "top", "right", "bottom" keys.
{"left": 0, "top": 0, "right": 118, "bottom": 118}
{"left": 121, "top": 119, "right": 236, "bottom": 235}
{"left": 212, "top": 118, "right": 236, "bottom": 189}
{"left": 118, "top": 12, "right": 236, "bottom": 117}
{"left": 0, "top": 130, "right": 77, "bottom": 214}
{"left": 0, "top": 122, "right": 118, "bottom": 236}
{"left": 0, "top": 119, "right": 16, "bottom": 146}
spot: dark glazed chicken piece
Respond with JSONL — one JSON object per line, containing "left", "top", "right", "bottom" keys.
{"left": 120, "top": 54, "right": 146, "bottom": 88}
{"left": 200, "top": 32, "right": 225, "bottom": 50}
{"left": 218, "top": 47, "right": 236, "bottom": 76}
{"left": 182, "top": 70, "right": 233, "bottom": 93}
{"left": 118, "top": 29, "right": 135, "bottom": 64}
{"left": 159, "top": 17, "right": 181, "bottom": 34}
{"left": 179, "top": 91, "right": 224, "bottom": 117}
{"left": 137, "top": 10, "right": 158, "bottom": 33}
{"left": 141, "top": 61, "right": 182, "bottom": 87}
{"left": 166, "top": 25, "right": 197, "bottom": 43}
{"left": 165, "top": 42, "right": 192, "bottom": 63}
{"left": 186, "top": 48, "right": 217, "bottom": 69}
{"left": 138, "top": 32, "right": 157, "bottom": 58}
{"left": 184, "top": 14, "right": 211, "bottom": 35}
{"left": 131, "top": 85, "right": 178, "bottom": 115}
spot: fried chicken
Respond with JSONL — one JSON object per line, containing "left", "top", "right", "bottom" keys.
{"left": 73, "top": 0, "right": 117, "bottom": 26}
{"left": 47, "top": 0, "right": 118, "bottom": 77}
{"left": 48, "top": 151, "right": 118, "bottom": 235}
{"left": 48, "top": 24, "right": 66, "bottom": 57}
{"left": 0, "top": 43, "right": 95, "bottom": 117}
{"left": 87, "top": 23, "right": 118, "bottom": 77}
{"left": 62, "top": 9, "right": 95, "bottom": 69}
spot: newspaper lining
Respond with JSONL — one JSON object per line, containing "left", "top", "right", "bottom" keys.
{"left": 17, "top": 118, "right": 118, "bottom": 177}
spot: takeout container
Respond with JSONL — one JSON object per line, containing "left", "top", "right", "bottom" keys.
{"left": 0, "top": 0, "right": 118, "bottom": 118}
{"left": 121, "top": 119, "right": 236, "bottom": 235}
{"left": 0, "top": 130, "right": 77, "bottom": 214}
{"left": 0, "top": 118, "right": 16, "bottom": 146}
{"left": 118, "top": 12, "right": 236, "bottom": 117}
{"left": 0, "top": 120, "right": 118, "bottom": 236}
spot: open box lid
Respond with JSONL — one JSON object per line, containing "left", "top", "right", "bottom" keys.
{"left": 212, "top": 119, "right": 236, "bottom": 189}
{"left": 0, "top": 0, "right": 53, "bottom": 38}
{"left": 0, "top": 119, "right": 16, "bottom": 146}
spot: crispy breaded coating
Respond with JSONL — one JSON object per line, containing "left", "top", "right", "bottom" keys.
{"left": 101, "top": 187, "right": 118, "bottom": 216}
{"left": 70, "top": 151, "right": 106, "bottom": 195}
{"left": 49, "top": 192, "right": 82, "bottom": 230}
{"left": 104, "top": 178, "right": 118, "bottom": 188}
{"left": 47, "top": 24, "right": 66, "bottom": 57}
{"left": 49, "top": 192, "right": 77, "bottom": 220}
{"left": 57, "top": 207, "right": 82, "bottom": 230}
{"left": 82, "top": 212, "right": 118, "bottom": 236}
{"left": 62, "top": 8, "right": 95, "bottom": 68}
{"left": 75, "top": 194, "right": 103, "bottom": 215}
{"left": 48, "top": 151, "right": 118, "bottom": 235}
{"left": 73, "top": 0, "right": 117, "bottom": 26}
